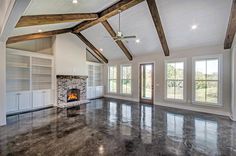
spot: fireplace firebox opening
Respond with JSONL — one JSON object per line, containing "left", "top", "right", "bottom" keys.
{"left": 67, "top": 89, "right": 80, "bottom": 102}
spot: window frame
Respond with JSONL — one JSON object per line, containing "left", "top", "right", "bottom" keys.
{"left": 120, "top": 64, "right": 132, "bottom": 95}
{"left": 108, "top": 65, "right": 117, "bottom": 93}
{"left": 192, "top": 55, "right": 223, "bottom": 106}
{"left": 164, "top": 58, "right": 187, "bottom": 102}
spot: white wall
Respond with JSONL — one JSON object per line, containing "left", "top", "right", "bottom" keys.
{"left": 104, "top": 45, "right": 231, "bottom": 117}
{"left": 53, "top": 33, "right": 88, "bottom": 76}
{"left": 7, "top": 37, "right": 53, "bottom": 55}
{"left": 231, "top": 35, "right": 236, "bottom": 121}
{"left": 0, "top": 42, "right": 6, "bottom": 126}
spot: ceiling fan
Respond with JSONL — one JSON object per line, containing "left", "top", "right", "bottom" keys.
{"left": 111, "top": 10, "right": 136, "bottom": 41}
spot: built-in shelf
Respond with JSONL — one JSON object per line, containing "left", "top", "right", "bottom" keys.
{"left": 32, "top": 64, "right": 52, "bottom": 68}
{"left": 7, "top": 78, "right": 30, "bottom": 80}
{"left": 6, "top": 54, "right": 30, "bottom": 92}
{"left": 6, "top": 48, "right": 54, "bottom": 114}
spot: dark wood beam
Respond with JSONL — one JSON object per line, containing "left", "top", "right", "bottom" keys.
{"left": 7, "top": 28, "right": 72, "bottom": 44}
{"left": 102, "top": 20, "right": 132, "bottom": 60}
{"left": 146, "top": 0, "right": 169, "bottom": 56}
{"left": 16, "top": 13, "right": 98, "bottom": 27}
{"left": 73, "top": 0, "right": 144, "bottom": 33}
{"left": 224, "top": 0, "right": 236, "bottom": 49}
{"left": 73, "top": 33, "right": 108, "bottom": 63}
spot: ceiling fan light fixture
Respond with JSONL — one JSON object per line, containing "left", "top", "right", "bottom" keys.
{"left": 136, "top": 39, "right": 140, "bottom": 43}
{"left": 72, "top": 0, "right": 78, "bottom": 4}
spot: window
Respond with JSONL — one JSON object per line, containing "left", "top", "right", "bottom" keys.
{"left": 120, "top": 65, "right": 132, "bottom": 94}
{"left": 193, "top": 56, "right": 221, "bottom": 104}
{"left": 165, "top": 60, "right": 185, "bottom": 100}
{"left": 108, "top": 66, "right": 117, "bottom": 93}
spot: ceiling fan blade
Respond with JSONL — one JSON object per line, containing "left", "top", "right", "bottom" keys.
{"left": 123, "top": 36, "right": 136, "bottom": 39}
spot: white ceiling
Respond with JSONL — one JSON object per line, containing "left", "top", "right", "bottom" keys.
{"left": 11, "top": 0, "right": 232, "bottom": 60}
{"left": 24, "top": 0, "right": 119, "bottom": 15}
{"left": 82, "top": 23, "right": 125, "bottom": 60}
{"left": 157, "top": 0, "right": 232, "bottom": 50}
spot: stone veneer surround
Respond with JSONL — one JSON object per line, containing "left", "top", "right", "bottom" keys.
{"left": 56, "top": 75, "right": 88, "bottom": 104}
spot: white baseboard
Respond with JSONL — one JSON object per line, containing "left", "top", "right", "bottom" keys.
{"left": 104, "top": 95, "right": 231, "bottom": 118}
{"left": 104, "top": 95, "right": 139, "bottom": 102}
{"left": 154, "top": 102, "right": 231, "bottom": 117}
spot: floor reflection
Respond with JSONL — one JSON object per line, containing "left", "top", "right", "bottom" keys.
{"left": 195, "top": 118, "right": 218, "bottom": 155}
{"left": 167, "top": 113, "right": 184, "bottom": 141}
{"left": 108, "top": 102, "right": 117, "bottom": 125}
{"left": 120, "top": 104, "right": 132, "bottom": 136}
{"left": 0, "top": 98, "right": 236, "bottom": 156}
{"left": 140, "top": 104, "right": 152, "bottom": 144}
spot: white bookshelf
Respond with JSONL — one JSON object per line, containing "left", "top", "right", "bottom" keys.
{"left": 87, "top": 63, "right": 104, "bottom": 99}
{"left": 6, "top": 54, "right": 30, "bottom": 92}
{"left": 6, "top": 48, "right": 54, "bottom": 114}
{"left": 32, "top": 57, "right": 52, "bottom": 90}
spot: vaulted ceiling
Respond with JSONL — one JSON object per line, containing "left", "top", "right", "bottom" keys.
{"left": 8, "top": 0, "right": 233, "bottom": 61}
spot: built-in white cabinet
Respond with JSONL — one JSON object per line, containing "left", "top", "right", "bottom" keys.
{"left": 33, "top": 90, "right": 51, "bottom": 108}
{"left": 6, "top": 48, "right": 54, "bottom": 114}
{"left": 87, "top": 63, "right": 104, "bottom": 99}
{"left": 95, "top": 86, "right": 104, "bottom": 97}
{"left": 6, "top": 91, "right": 31, "bottom": 113}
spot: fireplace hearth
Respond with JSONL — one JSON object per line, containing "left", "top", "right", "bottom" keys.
{"left": 67, "top": 89, "right": 80, "bottom": 103}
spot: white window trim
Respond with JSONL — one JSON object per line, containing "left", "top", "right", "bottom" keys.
{"left": 120, "top": 64, "right": 132, "bottom": 95}
{"left": 192, "top": 54, "right": 223, "bottom": 107}
{"left": 108, "top": 65, "right": 117, "bottom": 93}
{"left": 164, "top": 58, "right": 187, "bottom": 102}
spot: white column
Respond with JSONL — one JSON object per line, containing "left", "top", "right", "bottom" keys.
{"left": 0, "top": 42, "right": 6, "bottom": 126}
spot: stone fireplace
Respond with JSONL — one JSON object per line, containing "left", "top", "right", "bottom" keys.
{"left": 56, "top": 75, "right": 88, "bottom": 105}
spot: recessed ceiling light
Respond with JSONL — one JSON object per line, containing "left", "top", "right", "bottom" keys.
{"left": 135, "top": 39, "right": 140, "bottom": 43}
{"left": 191, "top": 24, "right": 198, "bottom": 30}
{"left": 38, "top": 29, "right": 42, "bottom": 33}
{"left": 99, "top": 48, "right": 103, "bottom": 52}
{"left": 72, "top": 0, "right": 78, "bottom": 4}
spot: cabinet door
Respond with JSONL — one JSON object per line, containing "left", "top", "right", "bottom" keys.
{"left": 44, "top": 90, "right": 51, "bottom": 106}
{"left": 19, "top": 92, "right": 31, "bottom": 110}
{"left": 96, "top": 86, "right": 104, "bottom": 98}
{"left": 87, "top": 87, "right": 92, "bottom": 99}
{"left": 6, "top": 93, "right": 18, "bottom": 113}
{"left": 32, "top": 91, "right": 43, "bottom": 108}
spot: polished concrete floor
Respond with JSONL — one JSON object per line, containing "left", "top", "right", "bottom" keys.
{"left": 0, "top": 98, "right": 236, "bottom": 156}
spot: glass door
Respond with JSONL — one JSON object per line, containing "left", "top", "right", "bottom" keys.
{"left": 139, "top": 63, "right": 154, "bottom": 104}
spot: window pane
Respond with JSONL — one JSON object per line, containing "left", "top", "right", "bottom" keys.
{"left": 206, "top": 81, "right": 218, "bottom": 103}
{"left": 126, "top": 66, "right": 131, "bottom": 79}
{"left": 195, "top": 81, "right": 206, "bottom": 102}
{"left": 167, "top": 63, "right": 175, "bottom": 79}
{"left": 109, "top": 80, "right": 116, "bottom": 92}
{"left": 175, "top": 81, "right": 183, "bottom": 99}
{"left": 195, "top": 60, "right": 206, "bottom": 80}
{"left": 121, "top": 80, "right": 131, "bottom": 94}
{"left": 167, "top": 80, "right": 175, "bottom": 99}
{"left": 176, "top": 62, "right": 184, "bottom": 80}
{"left": 207, "top": 59, "right": 218, "bottom": 80}
{"left": 121, "top": 65, "right": 131, "bottom": 94}
{"left": 123, "top": 66, "right": 127, "bottom": 79}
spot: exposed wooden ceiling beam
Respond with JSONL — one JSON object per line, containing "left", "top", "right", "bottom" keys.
{"left": 16, "top": 13, "right": 99, "bottom": 27}
{"left": 7, "top": 28, "right": 72, "bottom": 44}
{"left": 102, "top": 20, "right": 132, "bottom": 60}
{"left": 73, "top": 0, "right": 144, "bottom": 33}
{"left": 224, "top": 0, "right": 236, "bottom": 49}
{"left": 73, "top": 33, "right": 108, "bottom": 63}
{"left": 146, "top": 0, "right": 169, "bottom": 56}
